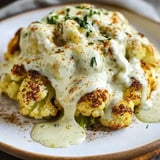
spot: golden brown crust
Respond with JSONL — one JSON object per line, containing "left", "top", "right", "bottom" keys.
{"left": 19, "top": 70, "right": 44, "bottom": 104}
{"left": 123, "top": 78, "right": 142, "bottom": 106}
{"left": 11, "top": 64, "right": 26, "bottom": 77}
{"left": 76, "top": 89, "right": 109, "bottom": 117}
{"left": 100, "top": 98, "right": 134, "bottom": 129}
{"left": 78, "top": 89, "right": 109, "bottom": 108}
{"left": 5, "top": 28, "right": 22, "bottom": 60}
{"left": 112, "top": 102, "right": 133, "bottom": 116}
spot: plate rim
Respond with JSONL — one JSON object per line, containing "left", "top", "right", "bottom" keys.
{"left": 1, "top": 140, "right": 160, "bottom": 160}
{"left": 0, "top": 2, "right": 160, "bottom": 159}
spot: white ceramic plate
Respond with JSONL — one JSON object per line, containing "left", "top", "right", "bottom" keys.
{"left": 0, "top": 3, "right": 160, "bottom": 160}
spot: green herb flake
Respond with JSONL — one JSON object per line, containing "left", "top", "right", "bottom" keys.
{"left": 64, "top": 15, "right": 70, "bottom": 20}
{"left": 146, "top": 124, "right": 149, "bottom": 129}
{"left": 89, "top": 9, "right": 96, "bottom": 16}
{"left": 75, "top": 6, "right": 84, "bottom": 9}
{"left": 74, "top": 16, "right": 88, "bottom": 29}
{"left": 90, "top": 57, "right": 97, "bottom": 67}
{"left": 86, "top": 30, "right": 92, "bottom": 37}
{"left": 107, "top": 37, "right": 112, "bottom": 40}
{"left": 66, "top": 8, "right": 70, "bottom": 12}
{"left": 47, "top": 15, "right": 59, "bottom": 24}
{"left": 104, "top": 12, "right": 109, "bottom": 15}
{"left": 88, "top": 42, "right": 94, "bottom": 45}
{"left": 97, "top": 10, "right": 101, "bottom": 15}
{"left": 75, "top": 5, "right": 90, "bottom": 9}
{"left": 83, "top": 15, "right": 88, "bottom": 22}
{"left": 65, "top": 8, "right": 71, "bottom": 20}
{"left": 86, "top": 32, "right": 90, "bottom": 37}
{"left": 89, "top": 9, "right": 101, "bottom": 17}
{"left": 98, "top": 39, "right": 104, "bottom": 43}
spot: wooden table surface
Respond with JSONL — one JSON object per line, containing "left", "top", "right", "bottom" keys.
{"left": 0, "top": 148, "right": 160, "bottom": 160}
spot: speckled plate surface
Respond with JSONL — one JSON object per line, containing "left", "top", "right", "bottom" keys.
{"left": 0, "top": 3, "right": 160, "bottom": 160}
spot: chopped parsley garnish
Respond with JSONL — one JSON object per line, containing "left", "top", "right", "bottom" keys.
{"left": 64, "top": 8, "right": 70, "bottom": 20}
{"left": 90, "top": 57, "right": 97, "bottom": 67}
{"left": 75, "top": 5, "right": 90, "bottom": 9}
{"left": 98, "top": 39, "right": 105, "bottom": 43}
{"left": 66, "top": 8, "right": 70, "bottom": 12}
{"left": 91, "top": 22, "right": 94, "bottom": 26}
{"left": 89, "top": 9, "right": 101, "bottom": 17}
{"left": 88, "top": 42, "right": 94, "bottom": 45}
{"left": 74, "top": 16, "right": 88, "bottom": 29}
{"left": 104, "top": 12, "right": 109, "bottom": 15}
{"left": 86, "top": 30, "right": 92, "bottom": 37}
{"left": 86, "top": 31, "right": 90, "bottom": 37}
{"left": 47, "top": 15, "right": 59, "bottom": 24}
{"left": 107, "top": 37, "right": 112, "bottom": 40}
{"left": 83, "top": 15, "right": 88, "bottom": 23}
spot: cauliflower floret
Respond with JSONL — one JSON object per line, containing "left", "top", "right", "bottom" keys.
{"left": 1, "top": 3, "right": 160, "bottom": 132}
{"left": 126, "top": 38, "right": 160, "bottom": 69}
{"left": 0, "top": 73, "right": 19, "bottom": 100}
{"left": 17, "top": 70, "right": 48, "bottom": 108}
{"left": 0, "top": 65, "right": 60, "bottom": 119}
{"left": 62, "top": 20, "right": 82, "bottom": 44}
{"left": 4, "top": 28, "right": 21, "bottom": 61}
{"left": 126, "top": 37, "right": 159, "bottom": 100}
{"left": 123, "top": 78, "right": 142, "bottom": 106}
{"left": 140, "top": 44, "right": 159, "bottom": 98}
{"left": 100, "top": 98, "right": 134, "bottom": 129}
{"left": 145, "top": 70, "right": 158, "bottom": 96}
{"left": 17, "top": 70, "right": 59, "bottom": 119}
{"left": 141, "top": 44, "right": 160, "bottom": 68}
{"left": 141, "top": 61, "right": 159, "bottom": 98}
{"left": 76, "top": 89, "right": 109, "bottom": 118}
{"left": 126, "top": 39, "right": 146, "bottom": 60}
{"left": 0, "top": 74, "right": 11, "bottom": 92}
{"left": 5, "top": 81, "right": 20, "bottom": 100}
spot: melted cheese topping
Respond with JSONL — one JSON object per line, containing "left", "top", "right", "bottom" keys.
{"left": 1, "top": 4, "right": 160, "bottom": 147}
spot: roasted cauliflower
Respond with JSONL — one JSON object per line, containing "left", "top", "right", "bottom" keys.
{"left": 17, "top": 70, "right": 59, "bottom": 119}
{"left": 100, "top": 98, "right": 134, "bottom": 129}
{"left": 0, "top": 3, "right": 160, "bottom": 135}
{"left": 76, "top": 89, "right": 109, "bottom": 118}
{"left": 0, "top": 67, "right": 60, "bottom": 119}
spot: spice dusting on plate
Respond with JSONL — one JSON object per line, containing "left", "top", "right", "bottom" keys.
{"left": 0, "top": 95, "right": 31, "bottom": 127}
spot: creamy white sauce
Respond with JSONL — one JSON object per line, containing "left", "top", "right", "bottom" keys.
{"left": 29, "top": 56, "right": 108, "bottom": 147}
{"left": 32, "top": 103, "right": 86, "bottom": 147}
{"left": 1, "top": 4, "right": 160, "bottom": 147}
{"left": 135, "top": 71, "right": 160, "bottom": 122}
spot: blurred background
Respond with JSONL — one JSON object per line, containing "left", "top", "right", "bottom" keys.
{"left": 0, "top": 0, "right": 160, "bottom": 22}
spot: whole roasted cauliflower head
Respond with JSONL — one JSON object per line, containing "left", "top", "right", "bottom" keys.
{"left": 0, "top": 3, "right": 160, "bottom": 130}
